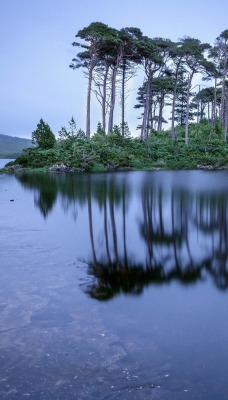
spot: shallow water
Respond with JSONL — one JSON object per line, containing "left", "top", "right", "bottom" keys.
{"left": 0, "top": 169, "right": 228, "bottom": 399}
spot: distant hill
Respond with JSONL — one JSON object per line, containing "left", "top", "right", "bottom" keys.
{"left": 0, "top": 134, "right": 31, "bottom": 158}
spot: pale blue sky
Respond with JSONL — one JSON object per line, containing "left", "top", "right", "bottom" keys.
{"left": 1, "top": 0, "right": 228, "bottom": 138}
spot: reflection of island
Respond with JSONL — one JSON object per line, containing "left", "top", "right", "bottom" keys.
{"left": 17, "top": 172, "right": 228, "bottom": 298}
{"left": 18, "top": 174, "right": 58, "bottom": 218}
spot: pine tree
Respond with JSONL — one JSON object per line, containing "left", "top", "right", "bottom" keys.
{"left": 32, "top": 119, "right": 56, "bottom": 149}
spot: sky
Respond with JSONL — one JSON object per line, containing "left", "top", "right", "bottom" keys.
{"left": 1, "top": 0, "right": 228, "bottom": 139}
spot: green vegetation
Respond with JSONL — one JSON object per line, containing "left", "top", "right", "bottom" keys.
{"left": 32, "top": 119, "right": 56, "bottom": 149}
{"left": 0, "top": 134, "right": 31, "bottom": 158}
{"left": 3, "top": 119, "right": 227, "bottom": 172}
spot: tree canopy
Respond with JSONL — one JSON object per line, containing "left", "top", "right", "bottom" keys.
{"left": 70, "top": 23, "right": 228, "bottom": 143}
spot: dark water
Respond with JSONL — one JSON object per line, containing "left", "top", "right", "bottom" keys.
{"left": 0, "top": 169, "right": 228, "bottom": 399}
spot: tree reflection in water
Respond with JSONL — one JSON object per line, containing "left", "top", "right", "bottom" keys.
{"left": 17, "top": 171, "right": 228, "bottom": 299}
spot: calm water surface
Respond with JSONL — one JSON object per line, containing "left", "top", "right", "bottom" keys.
{"left": 0, "top": 168, "right": 228, "bottom": 399}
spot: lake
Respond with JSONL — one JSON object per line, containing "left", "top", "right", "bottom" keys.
{"left": 0, "top": 159, "right": 14, "bottom": 168}
{"left": 0, "top": 168, "right": 228, "bottom": 399}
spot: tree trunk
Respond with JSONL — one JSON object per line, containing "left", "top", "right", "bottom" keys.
{"left": 196, "top": 88, "right": 200, "bottom": 136}
{"left": 141, "top": 71, "right": 152, "bottom": 140}
{"left": 146, "top": 88, "right": 153, "bottom": 134}
{"left": 108, "top": 50, "right": 123, "bottom": 133}
{"left": 141, "top": 89, "right": 148, "bottom": 139}
{"left": 208, "top": 102, "right": 210, "bottom": 122}
{"left": 224, "top": 87, "right": 228, "bottom": 141}
{"left": 150, "top": 107, "right": 154, "bottom": 132}
{"left": 212, "top": 78, "right": 217, "bottom": 129}
{"left": 108, "top": 65, "right": 118, "bottom": 133}
{"left": 121, "top": 61, "right": 126, "bottom": 137}
{"left": 158, "top": 93, "right": 164, "bottom": 131}
{"left": 171, "top": 84, "right": 177, "bottom": 139}
{"left": 185, "top": 71, "right": 194, "bottom": 146}
{"left": 86, "top": 65, "right": 93, "bottom": 138}
{"left": 221, "top": 46, "right": 227, "bottom": 127}
{"left": 102, "top": 65, "right": 109, "bottom": 133}
{"left": 171, "top": 59, "right": 182, "bottom": 140}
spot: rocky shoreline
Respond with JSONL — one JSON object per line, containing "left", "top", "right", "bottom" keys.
{"left": 0, "top": 162, "right": 134, "bottom": 174}
{"left": 1, "top": 162, "right": 228, "bottom": 174}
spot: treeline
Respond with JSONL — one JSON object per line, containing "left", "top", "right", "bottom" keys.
{"left": 9, "top": 118, "right": 228, "bottom": 172}
{"left": 70, "top": 22, "right": 228, "bottom": 144}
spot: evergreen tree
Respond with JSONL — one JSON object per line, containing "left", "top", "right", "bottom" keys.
{"left": 138, "top": 36, "right": 173, "bottom": 139}
{"left": 70, "top": 22, "right": 117, "bottom": 137}
{"left": 96, "top": 122, "right": 105, "bottom": 135}
{"left": 32, "top": 119, "right": 56, "bottom": 149}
